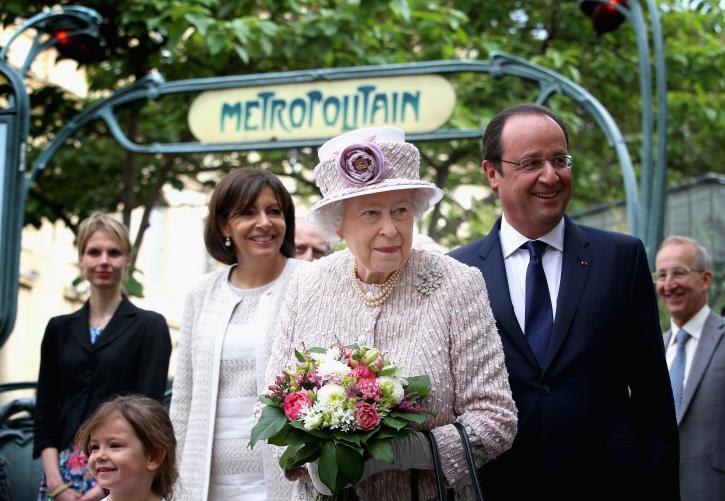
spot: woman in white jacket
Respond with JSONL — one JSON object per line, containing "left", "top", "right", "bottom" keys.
{"left": 170, "top": 168, "right": 304, "bottom": 500}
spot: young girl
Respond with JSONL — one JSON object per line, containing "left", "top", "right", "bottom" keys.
{"left": 75, "top": 395, "right": 178, "bottom": 501}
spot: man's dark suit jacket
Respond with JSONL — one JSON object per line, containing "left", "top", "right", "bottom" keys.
{"left": 450, "top": 216, "right": 679, "bottom": 500}
{"left": 33, "top": 297, "right": 171, "bottom": 458}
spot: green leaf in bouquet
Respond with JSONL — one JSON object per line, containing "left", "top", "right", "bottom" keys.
{"left": 368, "top": 438, "right": 395, "bottom": 464}
{"left": 404, "top": 375, "right": 431, "bottom": 397}
{"left": 336, "top": 444, "right": 365, "bottom": 491}
{"left": 373, "top": 427, "right": 410, "bottom": 440}
{"left": 382, "top": 415, "right": 408, "bottom": 430}
{"left": 378, "top": 365, "right": 399, "bottom": 376}
{"left": 318, "top": 442, "right": 339, "bottom": 493}
{"left": 308, "top": 346, "right": 327, "bottom": 353}
{"left": 389, "top": 411, "right": 428, "bottom": 424}
{"left": 283, "top": 427, "right": 309, "bottom": 446}
{"left": 249, "top": 405, "right": 287, "bottom": 449}
{"left": 279, "top": 441, "right": 322, "bottom": 469}
{"left": 332, "top": 431, "right": 363, "bottom": 448}
{"left": 289, "top": 419, "right": 329, "bottom": 439}
{"left": 267, "top": 426, "right": 289, "bottom": 447}
{"left": 258, "top": 394, "right": 275, "bottom": 405}
{"left": 294, "top": 349, "right": 307, "bottom": 362}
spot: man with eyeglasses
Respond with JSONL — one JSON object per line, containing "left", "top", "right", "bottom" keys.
{"left": 655, "top": 236, "right": 724, "bottom": 500}
{"left": 450, "top": 103, "right": 678, "bottom": 500}
{"left": 294, "top": 217, "right": 332, "bottom": 261}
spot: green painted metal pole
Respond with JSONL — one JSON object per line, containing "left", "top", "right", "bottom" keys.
{"left": 0, "top": 6, "right": 102, "bottom": 349}
{"left": 645, "top": 0, "right": 668, "bottom": 265}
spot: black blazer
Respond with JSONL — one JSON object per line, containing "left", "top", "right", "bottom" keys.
{"left": 33, "top": 297, "right": 171, "bottom": 458}
{"left": 449, "top": 216, "right": 679, "bottom": 501}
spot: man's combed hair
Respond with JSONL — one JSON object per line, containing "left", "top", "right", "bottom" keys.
{"left": 482, "top": 103, "right": 570, "bottom": 173}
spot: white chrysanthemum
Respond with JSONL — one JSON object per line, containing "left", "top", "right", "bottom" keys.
{"left": 310, "top": 348, "right": 340, "bottom": 363}
{"left": 316, "top": 359, "right": 351, "bottom": 380}
{"left": 316, "top": 384, "right": 346, "bottom": 407}
{"left": 378, "top": 376, "right": 405, "bottom": 405}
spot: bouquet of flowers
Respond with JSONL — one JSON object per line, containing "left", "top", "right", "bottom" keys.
{"left": 250, "top": 343, "right": 431, "bottom": 494}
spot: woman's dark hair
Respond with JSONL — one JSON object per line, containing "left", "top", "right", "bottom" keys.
{"left": 75, "top": 395, "right": 178, "bottom": 499}
{"left": 482, "top": 103, "right": 569, "bottom": 173}
{"left": 204, "top": 168, "right": 296, "bottom": 264}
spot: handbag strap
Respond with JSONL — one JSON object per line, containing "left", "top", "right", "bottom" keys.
{"left": 453, "top": 422, "right": 485, "bottom": 501}
{"left": 423, "top": 430, "right": 448, "bottom": 501}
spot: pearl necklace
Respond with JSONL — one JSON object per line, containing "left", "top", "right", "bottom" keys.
{"left": 352, "top": 260, "right": 406, "bottom": 307}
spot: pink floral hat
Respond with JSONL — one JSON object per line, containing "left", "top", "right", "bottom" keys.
{"left": 308, "top": 127, "right": 444, "bottom": 222}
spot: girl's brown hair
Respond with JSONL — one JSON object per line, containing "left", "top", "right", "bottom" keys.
{"left": 75, "top": 395, "right": 178, "bottom": 499}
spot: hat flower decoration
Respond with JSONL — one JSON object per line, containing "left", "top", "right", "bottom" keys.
{"left": 336, "top": 136, "right": 390, "bottom": 187}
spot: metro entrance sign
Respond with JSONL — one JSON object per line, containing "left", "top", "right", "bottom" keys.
{"left": 188, "top": 75, "right": 456, "bottom": 142}
{"left": 2, "top": 53, "right": 643, "bottom": 349}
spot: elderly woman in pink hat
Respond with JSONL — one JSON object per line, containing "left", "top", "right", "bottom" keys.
{"left": 267, "top": 127, "right": 516, "bottom": 500}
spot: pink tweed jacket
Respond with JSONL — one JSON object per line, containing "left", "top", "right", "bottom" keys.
{"left": 267, "top": 248, "right": 517, "bottom": 500}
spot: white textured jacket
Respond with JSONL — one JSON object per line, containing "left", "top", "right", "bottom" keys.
{"left": 268, "top": 249, "right": 517, "bottom": 501}
{"left": 170, "top": 259, "right": 304, "bottom": 501}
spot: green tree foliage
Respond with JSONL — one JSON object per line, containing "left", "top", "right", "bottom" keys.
{"left": 1, "top": 0, "right": 723, "bottom": 261}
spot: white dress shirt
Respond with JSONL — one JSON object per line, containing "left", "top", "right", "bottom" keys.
{"left": 500, "top": 215, "right": 565, "bottom": 333}
{"left": 666, "top": 304, "right": 710, "bottom": 388}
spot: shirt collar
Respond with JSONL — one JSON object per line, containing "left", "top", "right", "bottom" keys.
{"left": 668, "top": 304, "right": 711, "bottom": 347}
{"left": 500, "top": 215, "right": 565, "bottom": 259}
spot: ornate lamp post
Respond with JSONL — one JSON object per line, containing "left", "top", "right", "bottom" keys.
{"left": 0, "top": 6, "right": 102, "bottom": 348}
{"left": 578, "top": 0, "right": 668, "bottom": 266}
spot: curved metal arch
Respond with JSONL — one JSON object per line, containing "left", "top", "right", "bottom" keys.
{"left": 28, "top": 54, "right": 641, "bottom": 234}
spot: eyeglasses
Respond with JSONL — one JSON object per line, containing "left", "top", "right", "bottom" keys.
{"left": 501, "top": 154, "right": 573, "bottom": 173}
{"left": 295, "top": 244, "right": 329, "bottom": 260}
{"left": 653, "top": 268, "right": 704, "bottom": 282}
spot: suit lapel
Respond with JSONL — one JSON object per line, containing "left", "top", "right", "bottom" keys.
{"left": 69, "top": 302, "right": 93, "bottom": 353}
{"left": 93, "top": 297, "right": 138, "bottom": 351}
{"left": 544, "top": 217, "right": 592, "bottom": 372}
{"left": 680, "top": 312, "right": 725, "bottom": 423}
{"left": 478, "top": 221, "right": 541, "bottom": 371}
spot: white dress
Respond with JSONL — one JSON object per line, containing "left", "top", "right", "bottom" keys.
{"left": 208, "top": 280, "right": 276, "bottom": 500}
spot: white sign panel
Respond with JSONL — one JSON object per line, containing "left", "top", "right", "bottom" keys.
{"left": 188, "top": 75, "right": 456, "bottom": 143}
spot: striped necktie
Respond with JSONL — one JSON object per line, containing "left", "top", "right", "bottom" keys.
{"left": 669, "top": 329, "right": 689, "bottom": 418}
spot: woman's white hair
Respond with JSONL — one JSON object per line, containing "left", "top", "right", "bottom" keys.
{"left": 311, "top": 189, "right": 432, "bottom": 243}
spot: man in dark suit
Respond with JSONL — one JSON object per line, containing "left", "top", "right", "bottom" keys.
{"left": 656, "top": 236, "right": 725, "bottom": 501}
{"left": 449, "top": 104, "right": 679, "bottom": 500}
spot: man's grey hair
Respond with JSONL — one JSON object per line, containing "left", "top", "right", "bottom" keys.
{"left": 311, "top": 189, "right": 431, "bottom": 243}
{"left": 659, "top": 235, "right": 712, "bottom": 271}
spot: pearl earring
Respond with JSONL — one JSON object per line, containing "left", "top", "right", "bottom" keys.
{"left": 224, "top": 236, "right": 232, "bottom": 247}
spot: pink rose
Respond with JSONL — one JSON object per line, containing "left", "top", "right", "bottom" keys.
{"left": 355, "top": 402, "right": 381, "bottom": 431}
{"left": 351, "top": 365, "right": 375, "bottom": 380}
{"left": 283, "top": 390, "right": 312, "bottom": 420}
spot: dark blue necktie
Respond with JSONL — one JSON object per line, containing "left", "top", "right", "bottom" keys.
{"left": 669, "top": 329, "right": 689, "bottom": 419}
{"left": 524, "top": 240, "right": 553, "bottom": 366}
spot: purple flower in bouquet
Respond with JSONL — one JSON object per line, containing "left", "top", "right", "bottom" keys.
{"left": 336, "top": 140, "right": 389, "bottom": 187}
{"left": 394, "top": 399, "right": 422, "bottom": 413}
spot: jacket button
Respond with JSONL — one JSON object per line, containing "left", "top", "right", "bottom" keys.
{"left": 540, "top": 384, "right": 550, "bottom": 395}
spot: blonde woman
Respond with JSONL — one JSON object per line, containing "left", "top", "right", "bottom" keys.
{"left": 34, "top": 212, "right": 171, "bottom": 501}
